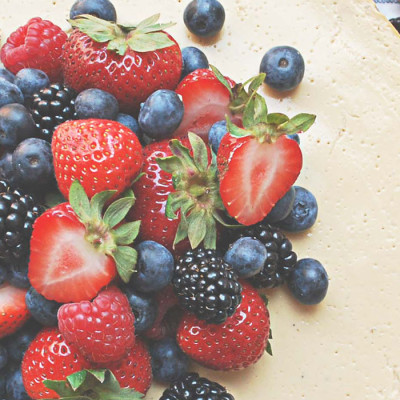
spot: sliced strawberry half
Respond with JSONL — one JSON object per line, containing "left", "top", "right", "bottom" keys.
{"left": 0, "top": 283, "right": 30, "bottom": 339}
{"left": 29, "top": 182, "right": 141, "bottom": 303}
{"left": 173, "top": 68, "right": 237, "bottom": 141}
{"left": 219, "top": 135, "right": 302, "bottom": 225}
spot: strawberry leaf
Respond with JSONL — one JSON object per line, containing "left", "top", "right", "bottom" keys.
{"left": 243, "top": 94, "right": 268, "bottom": 129}
{"left": 107, "top": 38, "right": 129, "bottom": 56}
{"left": 140, "top": 22, "right": 176, "bottom": 34}
{"left": 203, "top": 217, "right": 217, "bottom": 249}
{"left": 188, "top": 132, "right": 209, "bottom": 172}
{"left": 187, "top": 210, "right": 207, "bottom": 249}
{"left": 168, "top": 139, "right": 197, "bottom": 171}
{"left": 156, "top": 156, "right": 183, "bottom": 174}
{"left": 277, "top": 113, "right": 316, "bottom": 135}
{"left": 113, "top": 221, "right": 141, "bottom": 246}
{"left": 69, "top": 15, "right": 117, "bottom": 42}
{"left": 267, "top": 113, "right": 289, "bottom": 125}
{"left": 90, "top": 190, "right": 117, "bottom": 220}
{"left": 136, "top": 13, "right": 161, "bottom": 29}
{"left": 248, "top": 73, "right": 266, "bottom": 93}
{"left": 173, "top": 214, "right": 189, "bottom": 248}
{"left": 127, "top": 32, "right": 175, "bottom": 52}
{"left": 226, "top": 116, "right": 250, "bottom": 138}
{"left": 210, "top": 65, "right": 233, "bottom": 97}
{"left": 266, "top": 340, "right": 273, "bottom": 356}
{"left": 69, "top": 180, "right": 91, "bottom": 222}
{"left": 103, "top": 196, "right": 135, "bottom": 228}
{"left": 113, "top": 246, "right": 137, "bottom": 283}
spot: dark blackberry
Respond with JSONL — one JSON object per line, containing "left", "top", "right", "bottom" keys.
{"left": 160, "top": 373, "right": 234, "bottom": 400}
{"left": 0, "top": 180, "right": 44, "bottom": 262}
{"left": 236, "top": 222, "right": 297, "bottom": 288}
{"left": 30, "top": 83, "right": 77, "bottom": 141}
{"left": 173, "top": 248, "right": 242, "bottom": 324}
{"left": 390, "top": 17, "right": 400, "bottom": 34}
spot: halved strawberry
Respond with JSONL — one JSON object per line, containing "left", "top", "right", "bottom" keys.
{"left": 173, "top": 69, "right": 236, "bottom": 141}
{"left": 29, "top": 182, "right": 141, "bottom": 303}
{"left": 0, "top": 283, "right": 30, "bottom": 339}
{"left": 217, "top": 93, "right": 316, "bottom": 226}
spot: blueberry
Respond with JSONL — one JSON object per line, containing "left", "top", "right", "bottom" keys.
{"left": 208, "top": 120, "right": 227, "bottom": 153}
{"left": 277, "top": 186, "right": 318, "bottom": 232}
{"left": 3, "top": 319, "right": 41, "bottom": 364}
{"left": 14, "top": 69, "right": 50, "bottom": 102}
{"left": 75, "top": 88, "right": 119, "bottom": 120}
{"left": 0, "top": 372, "right": 6, "bottom": 398}
{"left": 0, "top": 68, "right": 15, "bottom": 84}
{"left": 181, "top": 47, "right": 209, "bottom": 79}
{"left": 7, "top": 261, "right": 30, "bottom": 289}
{"left": 0, "top": 265, "right": 7, "bottom": 286}
{"left": 0, "top": 104, "right": 37, "bottom": 150}
{"left": 150, "top": 338, "right": 189, "bottom": 383}
{"left": 260, "top": 46, "right": 305, "bottom": 92}
{"left": 224, "top": 237, "right": 267, "bottom": 278}
{"left": 0, "top": 344, "right": 8, "bottom": 370}
{"left": 138, "top": 90, "right": 184, "bottom": 140}
{"left": 25, "top": 287, "right": 61, "bottom": 326}
{"left": 116, "top": 113, "right": 140, "bottom": 133}
{"left": 184, "top": 0, "right": 225, "bottom": 38}
{"left": 287, "top": 133, "right": 300, "bottom": 144}
{"left": 121, "top": 286, "right": 157, "bottom": 332}
{"left": 287, "top": 258, "right": 328, "bottom": 305}
{"left": 129, "top": 241, "right": 174, "bottom": 293}
{"left": 265, "top": 186, "right": 296, "bottom": 223}
{"left": 70, "top": 0, "right": 117, "bottom": 22}
{"left": 6, "top": 369, "right": 30, "bottom": 400}
{"left": 0, "top": 152, "right": 15, "bottom": 184}
{"left": 12, "top": 138, "right": 54, "bottom": 190}
{"left": 0, "top": 80, "right": 24, "bottom": 108}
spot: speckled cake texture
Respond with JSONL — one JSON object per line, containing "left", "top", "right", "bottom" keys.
{"left": 1, "top": 1, "right": 399, "bottom": 399}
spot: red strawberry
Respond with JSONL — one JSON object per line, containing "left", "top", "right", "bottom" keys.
{"left": 21, "top": 327, "right": 91, "bottom": 399}
{"left": 62, "top": 14, "right": 182, "bottom": 114}
{"left": 173, "top": 68, "right": 237, "bottom": 141}
{"left": 177, "top": 281, "right": 270, "bottom": 371}
{"left": 52, "top": 119, "right": 143, "bottom": 200}
{"left": 58, "top": 286, "right": 135, "bottom": 364}
{"left": 128, "top": 133, "right": 224, "bottom": 254}
{"left": 217, "top": 94, "right": 316, "bottom": 225}
{"left": 0, "top": 283, "right": 30, "bottom": 339}
{"left": 1, "top": 18, "right": 67, "bottom": 82}
{"left": 107, "top": 338, "right": 152, "bottom": 395}
{"left": 29, "top": 181, "right": 141, "bottom": 303}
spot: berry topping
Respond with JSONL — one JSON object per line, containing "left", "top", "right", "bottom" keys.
{"left": 1, "top": 18, "right": 67, "bottom": 82}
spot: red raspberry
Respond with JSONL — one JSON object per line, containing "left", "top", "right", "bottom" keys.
{"left": 108, "top": 338, "right": 153, "bottom": 395}
{"left": 1, "top": 18, "right": 67, "bottom": 82}
{"left": 58, "top": 286, "right": 135, "bottom": 364}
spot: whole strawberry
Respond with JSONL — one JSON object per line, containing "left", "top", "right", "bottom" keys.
{"left": 52, "top": 119, "right": 143, "bottom": 200}
{"left": 62, "top": 14, "right": 182, "bottom": 114}
{"left": 128, "top": 133, "right": 224, "bottom": 253}
{"left": 21, "top": 327, "right": 91, "bottom": 399}
{"left": 177, "top": 281, "right": 270, "bottom": 371}
{"left": 107, "top": 338, "right": 152, "bottom": 394}
{"left": 58, "top": 286, "right": 135, "bottom": 364}
{"left": 1, "top": 18, "right": 67, "bottom": 82}
{"left": 0, "top": 283, "right": 30, "bottom": 339}
{"left": 29, "top": 181, "right": 141, "bottom": 303}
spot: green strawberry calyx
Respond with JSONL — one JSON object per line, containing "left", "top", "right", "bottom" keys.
{"left": 69, "top": 14, "right": 176, "bottom": 55}
{"left": 210, "top": 65, "right": 316, "bottom": 143}
{"left": 156, "top": 133, "right": 227, "bottom": 250}
{"left": 68, "top": 180, "right": 141, "bottom": 283}
{"left": 43, "top": 368, "right": 143, "bottom": 400}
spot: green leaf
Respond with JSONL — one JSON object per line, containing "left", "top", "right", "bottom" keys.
{"left": 226, "top": 116, "right": 250, "bottom": 138}
{"left": 168, "top": 139, "right": 197, "bottom": 172}
{"left": 156, "top": 156, "right": 183, "bottom": 174}
{"left": 113, "top": 220, "right": 141, "bottom": 245}
{"left": 127, "top": 32, "right": 175, "bottom": 52}
{"left": 86, "top": 369, "right": 107, "bottom": 382}
{"left": 69, "top": 15, "right": 117, "bottom": 43}
{"left": 43, "top": 379, "right": 75, "bottom": 398}
{"left": 103, "top": 197, "right": 135, "bottom": 228}
{"left": 210, "top": 65, "right": 233, "bottom": 97}
{"left": 69, "top": 180, "right": 91, "bottom": 222}
{"left": 243, "top": 94, "right": 268, "bottom": 129}
{"left": 269, "top": 328, "right": 273, "bottom": 339}
{"left": 261, "top": 294, "right": 269, "bottom": 307}
{"left": 248, "top": 73, "right": 266, "bottom": 93}
{"left": 136, "top": 13, "right": 161, "bottom": 30}
{"left": 187, "top": 210, "right": 207, "bottom": 249}
{"left": 188, "top": 132, "right": 209, "bottom": 172}
{"left": 67, "top": 370, "right": 88, "bottom": 391}
{"left": 165, "top": 192, "right": 193, "bottom": 220}
{"left": 277, "top": 113, "right": 316, "bottom": 135}
{"left": 266, "top": 340, "right": 273, "bottom": 356}
{"left": 90, "top": 190, "right": 116, "bottom": 220}
{"left": 139, "top": 22, "right": 176, "bottom": 34}
{"left": 107, "top": 38, "right": 128, "bottom": 56}
{"left": 173, "top": 213, "right": 189, "bottom": 248}
{"left": 267, "top": 113, "right": 289, "bottom": 125}
{"left": 203, "top": 216, "right": 217, "bottom": 249}
{"left": 113, "top": 246, "right": 137, "bottom": 283}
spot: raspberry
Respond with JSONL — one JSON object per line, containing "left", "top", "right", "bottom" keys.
{"left": 1, "top": 18, "right": 67, "bottom": 82}
{"left": 57, "top": 286, "right": 135, "bottom": 364}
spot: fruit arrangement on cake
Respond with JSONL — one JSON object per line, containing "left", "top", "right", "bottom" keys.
{"left": 1, "top": 0, "right": 399, "bottom": 399}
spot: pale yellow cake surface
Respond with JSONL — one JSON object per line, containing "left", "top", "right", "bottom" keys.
{"left": 1, "top": 0, "right": 400, "bottom": 399}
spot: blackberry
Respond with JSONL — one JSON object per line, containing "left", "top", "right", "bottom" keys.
{"left": 0, "top": 180, "right": 44, "bottom": 262}
{"left": 30, "top": 83, "right": 77, "bottom": 141}
{"left": 235, "top": 222, "right": 297, "bottom": 288}
{"left": 173, "top": 248, "right": 242, "bottom": 324}
{"left": 160, "top": 373, "right": 234, "bottom": 400}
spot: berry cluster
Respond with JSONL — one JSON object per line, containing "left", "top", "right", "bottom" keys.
{"left": 0, "top": 1, "right": 329, "bottom": 400}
